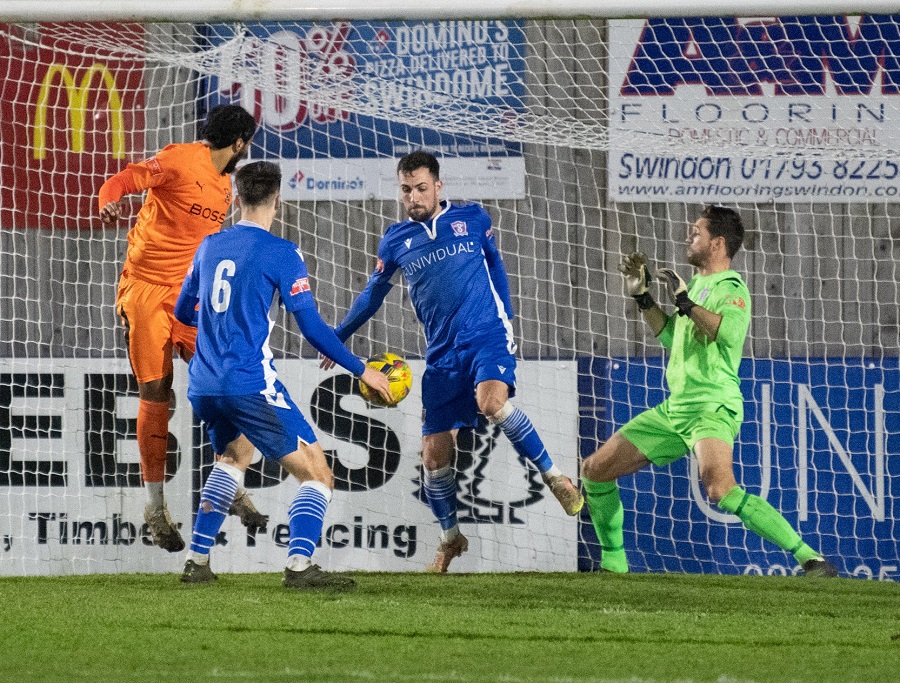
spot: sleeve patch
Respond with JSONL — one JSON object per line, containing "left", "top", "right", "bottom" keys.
{"left": 290, "top": 277, "right": 311, "bottom": 296}
{"left": 375, "top": 257, "right": 385, "bottom": 273}
{"left": 145, "top": 157, "right": 163, "bottom": 175}
{"left": 730, "top": 297, "right": 746, "bottom": 309}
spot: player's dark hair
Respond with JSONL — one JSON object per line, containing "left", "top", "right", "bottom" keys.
{"left": 701, "top": 205, "right": 744, "bottom": 258}
{"left": 235, "top": 161, "right": 281, "bottom": 207}
{"left": 201, "top": 104, "right": 257, "bottom": 149}
{"left": 397, "top": 150, "right": 440, "bottom": 180}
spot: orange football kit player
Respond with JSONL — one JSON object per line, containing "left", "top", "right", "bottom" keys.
{"left": 98, "top": 104, "right": 266, "bottom": 552}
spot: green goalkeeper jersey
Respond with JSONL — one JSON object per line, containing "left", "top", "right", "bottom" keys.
{"left": 656, "top": 269, "right": 751, "bottom": 421}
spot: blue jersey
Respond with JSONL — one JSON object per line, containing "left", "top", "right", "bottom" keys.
{"left": 178, "top": 221, "right": 317, "bottom": 396}
{"left": 336, "top": 201, "right": 516, "bottom": 363}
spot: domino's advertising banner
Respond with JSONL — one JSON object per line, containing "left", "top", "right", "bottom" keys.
{"left": 202, "top": 21, "right": 526, "bottom": 201}
{"left": 0, "top": 359, "right": 577, "bottom": 575}
{"left": 579, "top": 357, "right": 900, "bottom": 580}
{"left": 609, "top": 16, "right": 900, "bottom": 203}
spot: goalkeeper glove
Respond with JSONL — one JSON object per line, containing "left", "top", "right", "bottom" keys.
{"left": 619, "top": 252, "right": 655, "bottom": 310}
{"left": 656, "top": 268, "right": 695, "bottom": 317}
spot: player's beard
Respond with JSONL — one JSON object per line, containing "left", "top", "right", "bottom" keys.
{"left": 407, "top": 201, "right": 437, "bottom": 223}
{"left": 222, "top": 145, "right": 249, "bottom": 175}
{"left": 687, "top": 243, "right": 710, "bottom": 268}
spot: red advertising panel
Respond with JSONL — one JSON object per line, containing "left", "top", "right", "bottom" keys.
{"left": 0, "top": 23, "right": 145, "bottom": 229}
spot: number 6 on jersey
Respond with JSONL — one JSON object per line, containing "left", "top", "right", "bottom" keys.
{"left": 211, "top": 259, "right": 236, "bottom": 312}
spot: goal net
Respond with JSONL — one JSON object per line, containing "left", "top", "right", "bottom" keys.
{"left": 0, "top": 13, "right": 897, "bottom": 578}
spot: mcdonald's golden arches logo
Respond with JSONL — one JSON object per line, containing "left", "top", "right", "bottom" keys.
{"left": 33, "top": 62, "right": 126, "bottom": 160}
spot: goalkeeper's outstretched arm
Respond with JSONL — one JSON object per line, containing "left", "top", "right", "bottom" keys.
{"left": 619, "top": 252, "right": 668, "bottom": 337}
{"left": 656, "top": 268, "right": 723, "bottom": 341}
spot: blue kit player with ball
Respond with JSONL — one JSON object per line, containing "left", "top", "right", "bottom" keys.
{"left": 322, "top": 150, "right": 584, "bottom": 573}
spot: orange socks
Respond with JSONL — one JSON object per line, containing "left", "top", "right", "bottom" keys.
{"left": 137, "top": 399, "right": 170, "bottom": 483}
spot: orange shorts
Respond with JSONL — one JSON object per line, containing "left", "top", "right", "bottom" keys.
{"left": 116, "top": 273, "right": 197, "bottom": 384}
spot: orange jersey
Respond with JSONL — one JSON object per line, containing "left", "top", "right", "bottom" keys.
{"left": 103, "top": 142, "right": 233, "bottom": 285}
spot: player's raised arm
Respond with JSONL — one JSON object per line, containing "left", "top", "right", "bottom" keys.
{"left": 97, "top": 156, "right": 170, "bottom": 224}
{"left": 619, "top": 251, "right": 668, "bottom": 338}
{"left": 319, "top": 251, "right": 396, "bottom": 370}
{"left": 481, "top": 219, "right": 514, "bottom": 319}
{"left": 98, "top": 166, "right": 140, "bottom": 223}
{"left": 657, "top": 267, "right": 723, "bottom": 341}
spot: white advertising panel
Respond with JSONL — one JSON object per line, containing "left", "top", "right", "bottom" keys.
{"left": 0, "top": 358, "right": 578, "bottom": 575}
{"left": 277, "top": 156, "right": 526, "bottom": 201}
{"left": 609, "top": 16, "right": 900, "bottom": 203}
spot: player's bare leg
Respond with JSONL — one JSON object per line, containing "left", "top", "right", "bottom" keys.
{"left": 478, "top": 380, "right": 584, "bottom": 515}
{"left": 422, "top": 431, "right": 468, "bottom": 573}
{"left": 696, "top": 438, "right": 838, "bottom": 577}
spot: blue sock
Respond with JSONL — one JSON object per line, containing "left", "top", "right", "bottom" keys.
{"left": 495, "top": 405, "right": 553, "bottom": 473}
{"left": 423, "top": 465, "right": 458, "bottom": 533}
{"left": 288, "top": 482, "right": 331, "bottom": 560}
{"left": 189, "top": 463, "right": 239, "bottom": 556}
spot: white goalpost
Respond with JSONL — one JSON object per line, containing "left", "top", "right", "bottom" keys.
{"left": 0, "top": 1, "right": 897, "bottom": 578}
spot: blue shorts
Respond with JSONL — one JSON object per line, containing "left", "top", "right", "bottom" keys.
{"left": 189, "top": 383, "right": 317, "bottom": 459}
{"left": 421, "top": 334, "right": 517, "bottom": 435}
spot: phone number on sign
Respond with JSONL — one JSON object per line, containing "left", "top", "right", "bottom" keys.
{"left": 740, "top": 158, "right": 900, "bottom": 182}
{"left": 617, "top": 154, "right": 900, "bottom": 183}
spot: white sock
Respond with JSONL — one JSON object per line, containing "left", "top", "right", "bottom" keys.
{"left": 486, "top": 401, "right": 515, "bottom": 424}
{"left": 543, "top": 465, "right": 563, "bottom": 479}
{"left": 187, "top": 551, "right": 209, "bottom": 565}
{"left": 286, "top": 555, "right": 313, "bottom": 571}
{"left": 145, "top": 482, "right": 164, "bottom": 508}
{"left": 440, "top": 525, "right": 460, "bottom": 543}
{"left": 213, "top": 461, "right": 244, "bottom": 486}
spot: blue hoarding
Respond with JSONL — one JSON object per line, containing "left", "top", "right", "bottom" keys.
{"left": 578, "top": 357, "right": 900, "bottom": 578}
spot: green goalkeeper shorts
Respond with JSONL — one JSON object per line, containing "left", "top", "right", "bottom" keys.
{"left": 619, "top": 399, "right": 741, "bottom": 466}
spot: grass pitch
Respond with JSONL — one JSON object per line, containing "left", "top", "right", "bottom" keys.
{"left": 0, "top": 570, "right": 896, "bottom": 683}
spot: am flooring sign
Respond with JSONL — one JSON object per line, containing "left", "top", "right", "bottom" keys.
{"left": 608, "top": 16, "right": 900, "bottom": 203}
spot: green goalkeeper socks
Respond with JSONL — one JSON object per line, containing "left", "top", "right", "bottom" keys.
{"left": 717, "top": 486, "right": 821, "bottom": 564}
{"left": 583, "top": 480, "right": 822, "bottom": 572}
{"left": 582, "top": 477, "right": 629, "bottom": 573}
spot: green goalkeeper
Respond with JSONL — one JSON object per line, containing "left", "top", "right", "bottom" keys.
{"left": 581, "top": 205, "right": 837, "bottom": 578}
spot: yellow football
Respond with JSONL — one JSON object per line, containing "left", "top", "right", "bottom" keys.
{"left": 359, "top": 352, "right": 413, "bottom": 407}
